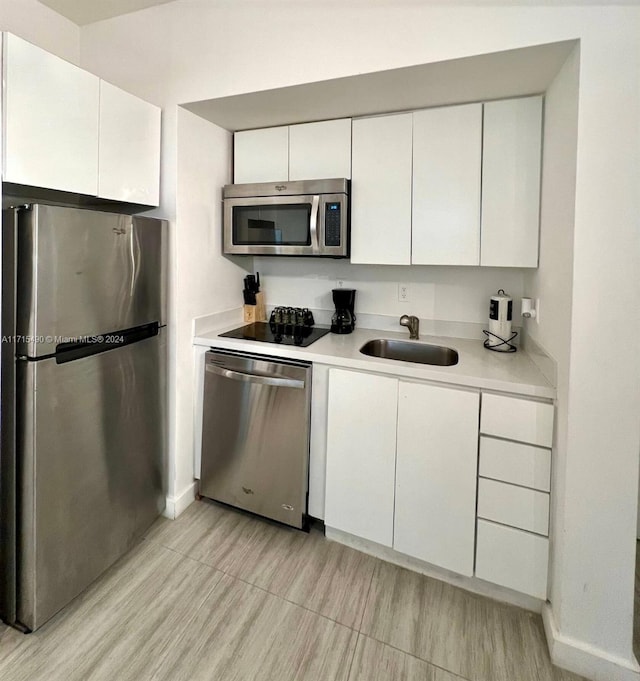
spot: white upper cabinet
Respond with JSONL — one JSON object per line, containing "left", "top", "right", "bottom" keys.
{"left": 351, "top": 113, "right": 413, "bottom": 265}
{"left": 289, "top": 119, "right": 351, "bottom": 180}
{"left": 4, "top": 33, "right": 99, "bottom": 196}
{"left": 234, "top": 119, "right": 351, "bottom": 184}
{"left": 350, "top": 97, "right": 542, "bottom": 268}
{"left": 394, "top": 381, "right": 479, "bottom": 575}
{"left": 324, "top": 368, "right": 397, "bottom": 547}
{"left": 98, "top": 81, "right": 161, "bottom": 205}
{"left": 2, "top": 33, "right": 161, "bottom": 205}
{"left": 412, "top": 104, "right": 482, "bottom": 266}
{"left": 234, "top": 126, "right": 289, "bottom": 183}
{"left": 481, "top": 96, "right": 543, "bottom": 267}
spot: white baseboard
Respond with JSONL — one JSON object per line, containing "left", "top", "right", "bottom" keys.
{"left": 163, "top": 481, "right": 198, "bottom": 520}
{"left": 542, "top": 604, "right": 640, "bottom": 681}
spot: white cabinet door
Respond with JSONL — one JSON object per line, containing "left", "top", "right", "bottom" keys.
{"left": 476, "top": 520, "right": 549, "bottom": 599}
{"left": 477, "top": 478, "right": 550, "bottom": 536}
{"left": 4, "top": 33, "right": 99, "bottom": 195}
{"left": 394, "top": 381, "right": 479, "bottom": 576}
{"left": 481, "top": 96, "right": 542, "bottom": 267}
{"left": 479, "top": 436, "right": 551, "bottom": 492}
{"left": 324, "top": 369, "right": 397, "bottom": 547}
{"left": 351, "top": 114, "right": 412, "bottom": 265}
{"left": 481, "top": 393, "right": 554, "bottom": 448}
{"left": 233, "top": 126, "right": 288, "bottom": 183}
{"left": 98, "top": 81, "right": 161, "bottom": 205}
{"left": 412, "top": 104, "right": 482, "bottom": 265}
{"left": 289, "top": 119, "right": 351, "bottom": 181}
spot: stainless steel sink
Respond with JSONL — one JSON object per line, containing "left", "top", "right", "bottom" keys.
{"left": 360, "top": 338, "right": 459, "bottom": 366}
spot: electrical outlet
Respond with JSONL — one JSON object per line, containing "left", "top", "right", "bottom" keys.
{"left": 336, "top": 279, "right": 345, "bottom": 288}
{"left": 398, "top": 283, "right": 410, "bottom": 302}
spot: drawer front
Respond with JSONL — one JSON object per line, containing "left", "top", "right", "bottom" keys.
{"left": 481, "top": 393, "right": 553, "bottom": 447}
{"left": 475, "top": 520, "right": 549, "bottom": 599}
{"left": 477, "top": 478, "right": 549, "bottom": 535}
{"left": 479, "top": 436, "right": 551, "bottom": 492}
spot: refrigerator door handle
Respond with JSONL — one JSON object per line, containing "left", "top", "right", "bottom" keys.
{"left": 205, "top": 363, "right": 305, "bottom": 389}
{"left": 129, "top": 218, "right": 141, "bottom": 297}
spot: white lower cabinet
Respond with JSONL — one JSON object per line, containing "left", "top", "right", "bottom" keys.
{"left": 324, "top": 369, "right": 397, "bottom": 546}
{"left": 477, "top": 478, "right": 549, "bottom": 536}
{"left": 475, "top": 392, "right": 554, "bottom": 599}
{"left": 475, "top": 520, "right": 549, "bottom": 599}
{"left": 324, "top": 371, "right": 555, "bottom": 600}
{"left": 325, "top": 369, "right": 480, "bottom": 574}
{"left": 394, "top": 381, "right": 479, "bottom": 575}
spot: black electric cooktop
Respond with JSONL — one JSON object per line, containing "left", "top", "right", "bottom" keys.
{"left": 219, "top": 321, "right": 331, "bottom": 347}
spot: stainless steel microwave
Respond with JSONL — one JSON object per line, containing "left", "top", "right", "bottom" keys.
{"left": 223, "top": 178, "right": 349, "bottom": 257}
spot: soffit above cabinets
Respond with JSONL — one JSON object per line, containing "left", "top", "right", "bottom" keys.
{"left": 38, "top": 0, "right": 175, "bottom": 25}
{"left": 183, "top": 40, "right": 577, "bottom": 132}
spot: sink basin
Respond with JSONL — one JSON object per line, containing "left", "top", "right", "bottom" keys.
{"left": 360, "top": 338, "right": 459, "bottom": 366}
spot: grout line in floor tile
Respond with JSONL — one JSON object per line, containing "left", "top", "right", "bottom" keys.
{"left": 221, "top": 567, "right": 362, "bottom": 632}
{"left": 355, "top": 562, "right": 376, "bottom": 633}
{"left": 357, "top": 631, "right": 475, "bottom": 681}
{"left": 186, "top": 554, "right": 477, "bottom": 681}
{"left": 344, "top": 631, "right": 360, "bottom": 681}
{"left": 145, "top": 537, "right": 371, "bottom": 634}
{"left": 140, "top": 546, "right": 226, "bottom": 681}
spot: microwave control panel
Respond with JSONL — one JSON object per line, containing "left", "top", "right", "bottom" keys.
{"left": 325, "top": 202, "right": 342, "bottom": 247}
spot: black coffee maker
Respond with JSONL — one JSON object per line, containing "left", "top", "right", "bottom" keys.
{"left": 331, "top": 288, "right": 356, "bottom": 334}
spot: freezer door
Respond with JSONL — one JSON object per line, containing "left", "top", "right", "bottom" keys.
{"left": 16, "top": 332, "right": 166, "bottom": 631}
{"left": 16, "top": 204, "right": 166, "bottom": 358}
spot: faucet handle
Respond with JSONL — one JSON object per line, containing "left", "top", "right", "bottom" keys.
{"left": 399, "top": 314, "right": 419, "bottom": 339}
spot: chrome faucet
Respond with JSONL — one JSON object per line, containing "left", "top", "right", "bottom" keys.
{"left": 399, "top": 314, "right": 420, "bottom": 340}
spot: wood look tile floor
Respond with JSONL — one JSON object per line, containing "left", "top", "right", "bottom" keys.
{"left": 0, "top": 499, "right": 587, "bottom": 681}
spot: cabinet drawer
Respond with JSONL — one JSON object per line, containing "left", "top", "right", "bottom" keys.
{"left": 477, "top": 478, "right": 549, "bottom": 535}
{"left": 481, "top": 393, "right": 553, "bottom": 447}
{"left": 479, "top": 436, "right": 550, "bottom": 492}
{"left": 475, "top": 520, "right": 548, "bottom": 599}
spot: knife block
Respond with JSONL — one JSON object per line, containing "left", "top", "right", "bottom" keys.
{"left": 243, "top": 291, "right": 266, "bottom": 323}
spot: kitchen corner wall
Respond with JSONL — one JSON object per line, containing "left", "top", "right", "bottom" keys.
{"left": 174, "top": 107, "right": 250, "bottom": 505}
{"left": 523, "top": 44, "right": 579, "bottom": 628}
{"left": 255, "top": 257, "right": 526, "bottom": 330}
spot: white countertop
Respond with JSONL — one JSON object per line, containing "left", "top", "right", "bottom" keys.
{"left": 194, "top": 323, "right": 555, "bottom": 399}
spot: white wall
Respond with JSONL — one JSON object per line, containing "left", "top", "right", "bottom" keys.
{"left": 522, "top": 41, "right": 582, "bottom": 663}
{"left": 523, "top": 42, "right": 579, "bottom": 600}
{"left": 174, "top": 107, "right": 250, "bottom": 499}
{"left": 0, "top": 0, "right": 79, "bottom": 63}
{"left": 79, "top": 4, "right": 640, "bottom": 677}
{"left": 551, "top": 18, "right": 640, "bottom": 677}
{"left": 256, "top": 257, "right": 525, "bottom": 328}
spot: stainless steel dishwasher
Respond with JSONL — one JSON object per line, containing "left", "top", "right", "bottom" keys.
{"left": 200, "top": 349, "right": 312, "bottom": 529}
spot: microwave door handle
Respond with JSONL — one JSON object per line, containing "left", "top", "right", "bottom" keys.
{"left": 310, "top": 195, "right": 320, "bottom": 253}
{"left": 206, "top": 363, "right": 305, "bottom": 389}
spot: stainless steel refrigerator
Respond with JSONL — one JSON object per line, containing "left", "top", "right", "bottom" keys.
{"left": 0, "top": 204, "right": 167, "bottom": 632}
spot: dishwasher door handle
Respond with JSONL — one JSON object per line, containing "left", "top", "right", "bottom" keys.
{"left": 206, "top": 363, "right": 305, "bottom": 389}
